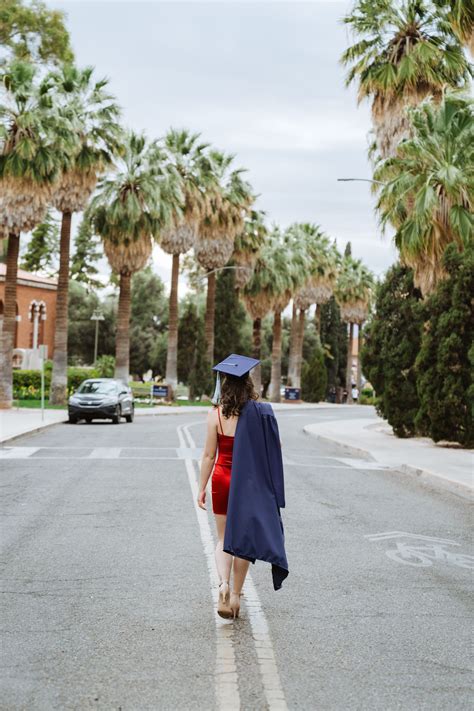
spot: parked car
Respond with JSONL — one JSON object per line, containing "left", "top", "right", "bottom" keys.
{"left": 68, "top": 378, "right": 134, "bottom": 424}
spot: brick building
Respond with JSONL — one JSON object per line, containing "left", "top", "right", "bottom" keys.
{"left": 0, "top": 264, "right": 57, "bottom": 368}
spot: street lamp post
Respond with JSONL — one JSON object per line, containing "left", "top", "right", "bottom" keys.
{"left": 337, "top": 178, "right": 386, "bottom": 185}
{"left": 90, "top": 308, "right": 105, "bottom": 365}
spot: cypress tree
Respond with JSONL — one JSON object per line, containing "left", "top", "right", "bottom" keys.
{"left": 301, "top": 345, "right": 328, "bottom": 402}
{"left": 214, "top": 266, "right": 251, "bottom": 363}
{"left": 21, "top": 211, "right": 59, "bottom": 275}
{"left": 415, "top": 244, "right": 473, "bottom": 447}
{"left": 319, "top": 296, "right": 347, "bottom": 401}
{"left": 178, "top": 300, "right": 201, "bottom": 383}
{"left": 71, "top": 215, "right": 103, "bottom": 290}
{"left": 361, "top": 264, "right": 424, "bottom": 437}
{"left": 189, "top": 324, "right": 213, "bottom": 400}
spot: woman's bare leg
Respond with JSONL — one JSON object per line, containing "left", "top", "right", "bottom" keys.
{"left": 232, "top": 557, "right": 250, "bottom": 594}
{"left": 214, "top": 514, "right": 233, "bottom": 583}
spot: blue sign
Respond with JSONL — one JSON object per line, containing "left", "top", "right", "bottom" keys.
{"left": 152, "top": 384, "right": 169, "bottom": 398}
{"left": 284, "top": 387, "right": 301, "bottom": 401}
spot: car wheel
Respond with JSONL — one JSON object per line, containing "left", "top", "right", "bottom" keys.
{"left": 111, "top": 406, "right": 121, "bottom": 424}
{"left": 125, "top": 406, "right": 134, "bottom": 423}
{"left": 68, "top": 416, "right": 78, "bottom": 424}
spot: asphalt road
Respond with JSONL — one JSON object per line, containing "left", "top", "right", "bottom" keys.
{"left": 1, "top": 408, "right": 472, "bottom": 710}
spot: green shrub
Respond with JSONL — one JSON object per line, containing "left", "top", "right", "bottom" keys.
{"left": 361, "top": 264, "right": 424, "bottom": 437}
{"left": 415, "top": 244, "right": 473, "bottom": 447}
{"left": 67, "top": 367, "right": 100, "bottom": 393}
{"left": 94, "top": 355, "right": 115, "bottom": 378}
{"left": 13, "top": 366, "right": 100, "bottom": 399}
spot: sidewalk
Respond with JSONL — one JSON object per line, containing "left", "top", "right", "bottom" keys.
{"left": 304, "top": 416, "right": 473, "bottom": 497}
{"left": 0, "top": 401, "right": 341, "bottom": 444}
{"left": 0, "top": 408, "right": 68, "bottom": 444}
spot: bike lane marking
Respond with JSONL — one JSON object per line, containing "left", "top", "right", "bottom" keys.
{"left": 365, "top": 532, "right": 474, "bottom": 569}
{"left": 181, "top": 421, "right": 288, "bottom": 711}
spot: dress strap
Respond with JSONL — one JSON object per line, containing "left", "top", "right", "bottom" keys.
{"left": 217, "top": 406, "right": 224, "bottom": 435}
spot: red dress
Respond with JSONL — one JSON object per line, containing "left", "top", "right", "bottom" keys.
{"left": 211, "top": 407, "right": 235, "bottom": 515}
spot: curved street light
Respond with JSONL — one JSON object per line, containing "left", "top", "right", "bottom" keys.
{"left": 337, "top": 178, "right": 386, "bottom": 185}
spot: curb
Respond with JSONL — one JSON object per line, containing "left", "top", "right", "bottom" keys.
{"left": 303, "top": 426, "right": 473, "bottom": 500}
{"left": 398, "top": 463, "right": 473, "bottom": 500}
{"left": 1, "top": 417, "right": 68, "bottom": 445}
{"left": 303, "top": 429, "right": 375, "bottom": 461}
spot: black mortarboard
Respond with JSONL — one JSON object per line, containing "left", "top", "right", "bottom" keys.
{"left": 211, "top": 353, "right": 260, "bottom": 404}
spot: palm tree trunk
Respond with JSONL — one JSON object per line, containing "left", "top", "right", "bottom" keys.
{"left": 287, "top": 301, "right": 298, "bottom": 386}
{"left": 205, "top": 271, "right": 216, "bottom": 364}
{"left": 252, "top": 316, "right": 262, "bottom": 396}
{"left": 346, "top": 322, "right": 354, "bottom": 404}
{"left": 165, "top": 253, "right": 180, "bottom": 398}
{"left": 115, "top": 270, "right": 132, "bottom": 383}
{"left": 269, "top": 310, "right": 282, "bottom": 402}
{"left": 294, "top": 308, "right": 306, "bottom": 389}
{"left": 50, "top": 211, "right": 72, "bottom": 405}
{"left": 0, "top": 233, "right": 20, "bottom": 409}
{"left": 356, "top": 321, "right": 364, "bottom": 391}
{"left": 314, "top": 304, "right": 321, "bottom": 334}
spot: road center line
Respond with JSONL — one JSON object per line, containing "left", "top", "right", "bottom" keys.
{"left": 182, "top": 421, "right": 288, "bottom": 711}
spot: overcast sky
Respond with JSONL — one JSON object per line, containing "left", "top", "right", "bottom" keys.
{"left": 49, "top": 0, "right": 398, "bottom": 293}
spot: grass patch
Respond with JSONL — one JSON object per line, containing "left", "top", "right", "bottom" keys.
{"left": 12, "top": 399, "right": 66, "bottom": 410}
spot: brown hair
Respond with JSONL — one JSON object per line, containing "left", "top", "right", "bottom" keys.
{"left": 216, "top": 373, "right": 258, "bottom": 418}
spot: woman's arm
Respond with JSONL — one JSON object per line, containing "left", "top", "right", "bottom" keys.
{"left": 197, "top": 409, "right": 218, "bottom": 510}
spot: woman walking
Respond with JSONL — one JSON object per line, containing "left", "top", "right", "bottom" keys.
{"left": 197, "top": 353, "right": 289, "bottom": 620}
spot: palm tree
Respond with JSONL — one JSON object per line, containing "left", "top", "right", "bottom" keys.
{"left": 159, "top": 129, "right": 215, "bottom": 397}
{"left": 374, "top": 94, "right": 473, "bottom": 295}
{"left": 286, "top": 224, "right": 340, "bottom": 388}
{"left": 242, "top": 231, "right": 293, "bottom": 395}
{"left": 232, "top": 209, "right": 268, "bottom": 290}
{"left": 44, "top": 64, "right": 122, "bottom": 404}
{"left": 195, "top": 150, "right": 254, "bottom": 364}
{"left": 90, "top": 132, "right": 178, "bottom": 382}
{"left": 335, "top": 256, "right": 375, "bottom": 403}
{"left": 435, "top": 0, "right": 474, "bottom": 55}
{"left": 268, "top": 231, "right": 300, "bottom": 402}
{"left": 0, "top": 61, "right": 67, "bottom": 408}
{"left": 341, "top": 0, "right": 472, "bottom": 157}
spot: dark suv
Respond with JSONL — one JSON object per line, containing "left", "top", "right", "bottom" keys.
{"left": 68, "top": 378, "right": 134, "bottom": 424}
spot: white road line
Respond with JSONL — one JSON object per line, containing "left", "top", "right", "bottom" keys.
{"left": 86, "top": 448, "right": 122, "bottom": 459}
{"left": 182, "top": 421, "right": 288, "bottom": 711}
{"left": 0, "top": 447, "right": 40, "bottom": 458}
{"left": 177, "top": 423, "right": 240, "bottom": 711}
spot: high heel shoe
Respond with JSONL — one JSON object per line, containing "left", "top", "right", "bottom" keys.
{"left": 217, "top": 581, "right": 232, "bottom": 619}
{"left": 229, "top": 591, "right": 243, "bottom": 619}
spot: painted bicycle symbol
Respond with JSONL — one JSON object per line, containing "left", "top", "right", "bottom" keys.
{"left": 364, "top": 531, "right": 474, "bottom": 570}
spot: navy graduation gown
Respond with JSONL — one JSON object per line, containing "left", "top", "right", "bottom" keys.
{"left": 223, "top": 400, "right": 289, "bottom": 590}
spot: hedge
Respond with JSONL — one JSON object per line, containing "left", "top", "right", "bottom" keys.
{"left": 13, "top": 367, "right": 100, "bottom": 399}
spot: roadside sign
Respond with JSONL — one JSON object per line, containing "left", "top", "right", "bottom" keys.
{"left": 151, "top": 384, "right": 169, "bottom": 399}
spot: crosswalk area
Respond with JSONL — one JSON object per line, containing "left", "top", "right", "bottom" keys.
{"left": 0, "top": 446, "right": 202, "bottom": 460}
{"left": 0, "top": 444, "right": 391, "bottom": 471}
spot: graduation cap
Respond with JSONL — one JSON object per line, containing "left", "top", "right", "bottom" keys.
{"left": 211, "top": 353, "right": 260, "bottom": 404}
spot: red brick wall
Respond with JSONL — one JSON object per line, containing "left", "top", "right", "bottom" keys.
{"left": 0, "top": 280, "right": 57, "bottom": 358}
